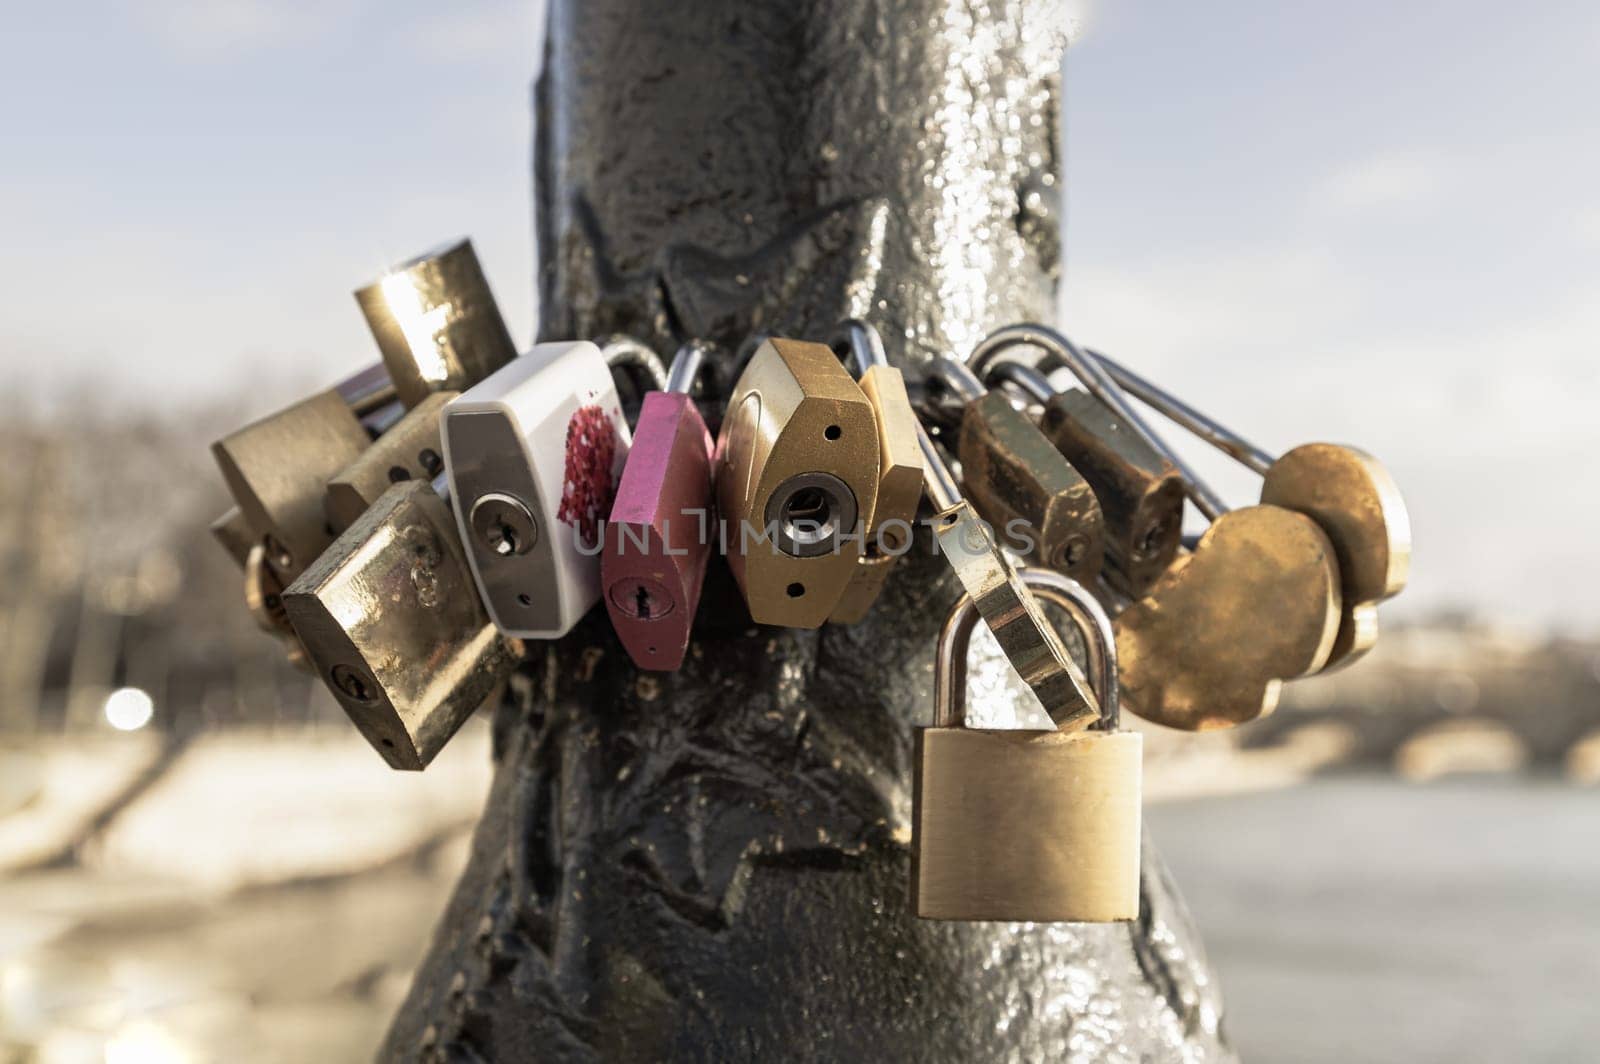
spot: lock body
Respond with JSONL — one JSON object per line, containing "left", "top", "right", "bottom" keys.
{"left": 1115, "top": 505, "right": 1342, "bottom": 730}
{"left": 957, "top": 392, "right": 1104, "bottom": 582}
{"left": 1260, "top": 443, "right": 1411, "bottom": 670}
{"left": 829, "top": 363, "right": 924, "bottom": 623}
{"left": 913, "top": 727, "right": 1142, "bottom": 921}
{"left": 212, "top": 389, "right": 372, "bottom": 580}
{"left": 283, "top": 480, "right": 519, "bottom": 770}
{"left": 1039, "top": 388, "right": 1184, "bottom": 595}
{"left": 443, "top": 341, "right": 632, "bottom": 639}
{"left": 602, "top": 392, "right": 715, "bottom": 669}
{"left": 325, "top": 392, "right": 455, "bottom": 533}
{"left": 355, "top": 238, "right": 517, "bottom": 408}
{"left": 714, "top": 338, "right": 881, "bottom": 627}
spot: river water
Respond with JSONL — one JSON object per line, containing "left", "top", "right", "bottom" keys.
{"left": 1147, "top": 776, "right": 1600, "bottom": 1063}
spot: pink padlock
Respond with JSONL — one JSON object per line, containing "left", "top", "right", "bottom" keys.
{"left": 602, "top": 341, "right": 717, "bottom": 670}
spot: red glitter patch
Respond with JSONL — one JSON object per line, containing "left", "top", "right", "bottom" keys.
{"left": 557, "top": 404, "right": 618, "bottom": 548}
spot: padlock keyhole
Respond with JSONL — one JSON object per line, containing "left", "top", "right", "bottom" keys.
{"left": 635, "top": 584, "right": 652, "bottom": 619}
{"left": 492, "top": 523, "right": 519, "bottom": 555}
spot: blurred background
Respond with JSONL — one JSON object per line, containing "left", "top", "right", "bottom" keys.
{"left": 2, "top": 1, "right": 1597, "bottom": 1061}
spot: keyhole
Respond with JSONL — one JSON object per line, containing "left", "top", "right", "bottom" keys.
{"left": 491, "top": 522, "right": 519, "bottom": 556}
{"left": 635, "top": 584, "right": 652, "bottom": 619}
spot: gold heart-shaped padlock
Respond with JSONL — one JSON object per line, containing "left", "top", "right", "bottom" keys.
{"left": 1114, "top": 505, "right": 1342, "bottom": 730}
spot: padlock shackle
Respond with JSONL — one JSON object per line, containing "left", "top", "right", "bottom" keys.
{"left": 1092, "top": 351, "right": 1275, "bottom": 476}
{"left": 599, "top": 335, "right": 670, "bottom": 394}
{"left": 828, "top": 319, "right": 889, "bottom": 377}
{"left": 336, "top": 362, "right": 399, "bottom": 417}
{"left": 983, "top": 359, "right": 1055, "bottom": 406}
{"left": 968, "top": 323, "right": 1228, "bottom": 522}
{"left": 925, "top": 357, "right": 986, "bottom": 403}
{"left": 666, "top": 339, "right": 720, "bottom": 397}
{"left": 935, "top": 567, "right": 1119, "bottom": 732}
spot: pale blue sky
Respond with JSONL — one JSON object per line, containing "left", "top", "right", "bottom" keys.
{"left": 4, "top": 0, "right": 1597, "bottom": 630}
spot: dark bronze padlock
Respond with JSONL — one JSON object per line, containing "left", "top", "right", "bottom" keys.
{"left": 325, "top": 391, "right": 456, "bottom": 533}
{"left": 979, "top": 356, "right": 1184, "bottom": 596}
{"left": 354, "top": 238, "right": 518, "bottom": 409}
{"left": 913, "top": 567, "right": 1141, "bottom": 922}
{"left": 284, "top": 477, "right": 519, "bottom": 770}
{"left": 924, "top": 357, "right": 1104, "bottom": 583}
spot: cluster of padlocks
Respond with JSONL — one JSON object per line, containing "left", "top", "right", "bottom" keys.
{"left": 209, "top": 238, "right": 1410, "bottom": 923}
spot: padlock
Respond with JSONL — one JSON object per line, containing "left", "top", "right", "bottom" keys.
{"left": 325, "top": 391, "right": 456, "bottom": 533}
{"left": 283, "top": 476, "right": 520, "bottom": 770}
{"left": 713, "top": 337, "right": 882, "bottom": 628}
{"left": 912, "top": 567, "right": 1142, "bottom": 922}
{"left": 824, "top": 320, "right": 925, "bottom": 623}
{"left": 976, "top": 355, "right": 1184, "bottom": 597}
{"left": 442, "top": 338, "right": 651, "bottom": 638}
{"left": 354, "top": 238, "right": 519, "bottom": 408}
{"left": 601, "top": 341, "right": 719, "bottom": 670}
{"left": 983, "top": 326, "right": 1345, "bottom": 729}
{"left": 211, "top": 371, "right": 384, "bottom": 582}
{"left": 923, "top": 357, "right": 1105, "bottom": 584}
{"left": 1092, "top": 351, "right": 1411, "bottom": 671}
{"left": 916, "top": 410, "right": 1099, "bottom": 728}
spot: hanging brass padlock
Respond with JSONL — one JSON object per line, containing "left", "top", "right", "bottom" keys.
{"left": 982, "top": 326, "right": 1344, "bottom": 730}
{"left": 324, "top": 391, "right": 456, "bottom": 533}
{"left": 283, "top": 477, "right": 520, "bottom": 770}
{"left": 913, "top": 567, "right": 1141, "bottom": 922}
{"left": 923, "top": 356, "right": 1105, "bottom": 584}
{"left": 354, "top": 238, "right": 518, "bottom": 409}
{"left": 915, "top": 409, "right": 1099, "bottom": 728}
{"left": 1094, "top": 351, "right": 1410, "bottom": 671}
{"left": 714, "top": 337, "right": 882, "bottom": 627}
{"left": 825, "top": 320, "right": 924, "bottom": 623}
{"left": 976, "top": 353, "right": 1184, "bottom": 597}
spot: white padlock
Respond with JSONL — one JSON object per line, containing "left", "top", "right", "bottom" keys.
{"left": 442, "top": 341, "right": 635, "bottom": 638}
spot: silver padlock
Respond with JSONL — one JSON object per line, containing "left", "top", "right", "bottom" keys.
{"left": 912, "top": 567, "right": 1142, "bottom": 922}
{"left": 442, "top": 338, "right": 662, "bottom": 638}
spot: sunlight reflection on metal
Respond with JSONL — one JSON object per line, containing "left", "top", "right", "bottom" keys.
{"left": 378, "top": 272, "right": 452, "bottom": 385}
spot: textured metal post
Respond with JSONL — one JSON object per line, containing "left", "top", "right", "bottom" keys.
{"left": 384, "top": 2, "right": 1234, "bottom": 1059}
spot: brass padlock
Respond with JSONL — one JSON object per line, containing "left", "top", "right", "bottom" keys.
{"left": 1094, "top": 352, "right": 1410, "bottom": 671}
{"left": 211, "top": 378, "right": 379, "bottom": 582}
{"left": 325, "top": 391, "right": 456, "bottom": 533}
{"left": 988, "top": 329, "right": 1345, "bottom": 730}
{"left": 825, "top": 320, "right": 924, "bottom": 623}
{"left": 283, "top": 477, "right": 519, "bottom": 770}
{"left": 913, "top": 567, "right": 1142, "bottom": 922}
{"left": 977, "top": 355, "right": 1184, "bottom": 597}
{"left": 924, "top": 356, "right": 1105, "bottom": 583}
{"left": 354, "top": 238, "right": 518, "bottom": 408}
{"left": 713, "top": 337, "right": 882, "bottom": 627}
{"left": 916, "top": 413, "right": 1099, "bottom": 728}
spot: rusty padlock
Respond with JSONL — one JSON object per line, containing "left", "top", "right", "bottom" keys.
{"left": 912, "top": 567, "right": 1141, "bottom": 922}
{"left": 924, "top": 356, "right": 1105, "bottom": 584}
{"left": 975, "top": 352, "right": 1184, "bottom": 597}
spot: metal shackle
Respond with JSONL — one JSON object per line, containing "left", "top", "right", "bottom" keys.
{"left": 599, "top": 335, "right": 670, "bottom": 394}
{"left": 828, "top": 318, "right": 890, "bottom": 377}
{"left": 1091, "top": 351, "right": 1274, "bottom": 474}
{"left": 665, "top": 339, "right": 721, "bottom": 397}
{"left": 968, "top": 323, "right": 1228, "bottom": 521}
{"left": 935, "top": 567, "right": 1118, "bottom": 732}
